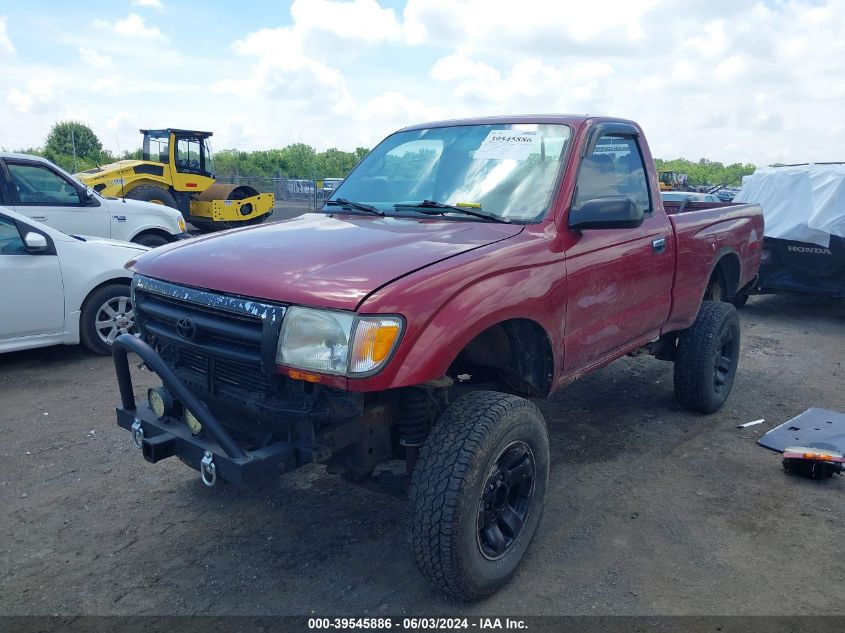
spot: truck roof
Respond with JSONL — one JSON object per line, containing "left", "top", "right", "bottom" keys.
{"left": 397, "top": 114, "right": 636, "bottom": 132}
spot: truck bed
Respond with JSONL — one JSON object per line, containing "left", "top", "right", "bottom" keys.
{"left": 663, "top": 201, "right": 764, "bottom": 332}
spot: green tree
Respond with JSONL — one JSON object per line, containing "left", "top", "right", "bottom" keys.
{"left": 43, "top": 121, "right": 107, "bottom": 172}
{"left": 654, "top": 157, "right": 756, "bottom": 187}
{"left": 282, "top": 143, "right": 317, "bottom": 178}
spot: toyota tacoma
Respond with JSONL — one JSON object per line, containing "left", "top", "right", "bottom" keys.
{"left": 111, "top": 115, "right": 763, "bottom": 599}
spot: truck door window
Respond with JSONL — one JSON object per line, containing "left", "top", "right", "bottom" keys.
{"left": 573, "top": 135, "right": 651, "bottom": 215}
{"left": 7, "top": 162, "right": 82, "bottom": 206}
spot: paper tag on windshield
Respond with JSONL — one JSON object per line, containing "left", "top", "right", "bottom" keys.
{"left": 474, "top": 130, "right": 540, "bottom": 160}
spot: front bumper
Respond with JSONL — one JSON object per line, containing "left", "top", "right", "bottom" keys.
{"left": 112, "top": 334, "right": 298, "bottom": 486}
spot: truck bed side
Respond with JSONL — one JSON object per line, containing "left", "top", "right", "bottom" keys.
{"left": 663, "top": 200, "right": 764, "bottom": 332}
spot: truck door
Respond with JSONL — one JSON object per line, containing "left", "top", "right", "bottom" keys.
{"left": 6, "top": 159, "right": 110, "bottom": 238}
{"left": 562, "top": 130, "right": 675, "bottom": 374}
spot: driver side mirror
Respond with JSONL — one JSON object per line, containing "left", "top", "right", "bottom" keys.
{"left": 24, "top": 232, "right": 49, "bottom": 253}
{"left": 569, "top": 196, "right": 644, "bottom": 231}
{"left": 82, "top": 187, "right": 95, "bottom": 204}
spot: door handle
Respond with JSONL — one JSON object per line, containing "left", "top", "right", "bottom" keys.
{"left": 31, "top": 216, "right": 48, "bottom": 221}
{"left": 652, "top": 237, "right": 667, "bottom": 254}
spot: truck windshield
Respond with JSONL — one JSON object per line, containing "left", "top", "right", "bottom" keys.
{"left": 329, "top": 123, "right": 572, "bottom": 222}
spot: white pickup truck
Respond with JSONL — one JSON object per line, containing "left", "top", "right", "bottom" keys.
{"left": 0, "top": 152, "right": 189, "bottom": 247}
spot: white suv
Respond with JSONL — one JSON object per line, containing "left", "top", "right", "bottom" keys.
{"left": 0, "top": 153, "right": 189, "bottom": 247}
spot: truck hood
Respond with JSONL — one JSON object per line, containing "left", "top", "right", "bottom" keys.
{"left": 132, "top": 213, "right": 523, "bottom": 310}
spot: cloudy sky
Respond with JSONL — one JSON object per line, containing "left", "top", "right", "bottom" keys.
{"left": 1, "top": 0, "right": 843, "bottom": 165}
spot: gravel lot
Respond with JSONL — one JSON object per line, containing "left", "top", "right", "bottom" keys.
{"left": 1, "top": 294, "right": 843, "bottom": 616}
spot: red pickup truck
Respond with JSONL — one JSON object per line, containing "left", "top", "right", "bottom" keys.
{"left": 112, "top": 115, "right": 763, "bottom": 600}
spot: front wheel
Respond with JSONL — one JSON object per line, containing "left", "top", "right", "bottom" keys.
{"left": 79, "top": 283, "right": 136, "bottom": 355}
{"left": 673, "top": 301, "right": 741, "bottom": 413}
{"left": 408, "top": 391, "right": 549, "bottom": 600}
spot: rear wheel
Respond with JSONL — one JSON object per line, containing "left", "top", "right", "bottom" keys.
{"left": 80, "top": 283, "right": 135, "bottom": 355}
{"left": 673, "top": 301, "right": 740, "bottom": 413}
{"left": 408, "top": 391, "right": 549, "bottom": 600}
{"left": 125, "top": 184, "right": 178, "bottom": 209}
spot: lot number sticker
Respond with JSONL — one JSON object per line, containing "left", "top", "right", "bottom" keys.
{"left": 475, "top": 130, "right": 540, "bottom": 160}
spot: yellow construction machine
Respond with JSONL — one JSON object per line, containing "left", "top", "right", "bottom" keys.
{"left": 657, "top": 170, "right": 690, "bottom": 192}
{"left": 76, "top": 129, "right": 274, "bottom": 231}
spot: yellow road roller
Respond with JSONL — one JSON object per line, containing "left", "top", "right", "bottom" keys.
{"left": 76, "top": 128, "right": 274, "bottom": 231}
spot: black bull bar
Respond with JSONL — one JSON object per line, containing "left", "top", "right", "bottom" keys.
{"left": 112, "top": 334, "right": 296, "bottom": 486}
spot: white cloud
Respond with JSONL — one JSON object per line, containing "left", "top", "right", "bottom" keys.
{"left": 403, "top": 0, "right": 660, "bottom": 52}
{"left": 3, "top": 0, "right": 845, "bottom": 166}
{"left": 6, "top": 78, "right": 67, "bottom": 114}
{"left": 216, "top": 0, "right": 403, "bottom": 118}
{"left": 290, "top": 0, "right": 399, "bottom": 42}
{"left": 92, "top": 13, "right": 166, "bottom": 40}
{"left": 79, "top": 47, "right": 113, "bottom": 69}
{"left": 431, "top": 54, "right": 500, "bottom": 84}
{"left": 132, "top": 0, "right": 163, "bottom": 9}
{"left": 0, "top": 15, "right": 14, "bottom": 56}
{"left": 713, "top": 54, "right": 749, "bottom": 80}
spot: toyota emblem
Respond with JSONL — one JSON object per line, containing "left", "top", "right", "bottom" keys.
{"left": 176, "top": 317, "right": 196, "bottom": 340}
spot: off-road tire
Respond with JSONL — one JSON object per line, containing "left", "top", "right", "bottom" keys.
{"left": 408, "top": 391, "right": 549, "bottom": 600}
{"left": 79, "top": 283, "right": 134, "bottom": 355}
{"left": 674, "top": 301, "right": 740, "bottom": 413}
{"left": 125, "top": 184, "right": 178, "bottom": 209}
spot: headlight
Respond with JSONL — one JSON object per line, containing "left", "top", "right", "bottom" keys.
{"left": 349, "top": 317, "right": 402, "bottom": 374}
{"left": 177, "top": 215, "right": 186, "bottom": 232}
{"left": 276, "top": 307, "right": 402, "bottom": 376}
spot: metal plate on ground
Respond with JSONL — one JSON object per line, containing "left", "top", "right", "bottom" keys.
{"left": 759, "top": 407, "right": 845, "bottom": 453}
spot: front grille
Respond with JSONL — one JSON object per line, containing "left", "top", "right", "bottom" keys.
{"left": 175, "top": 347, "right": 273, "bottom": 393}
{"left": 133, "top": 275, "right": 286, "bottom": 396}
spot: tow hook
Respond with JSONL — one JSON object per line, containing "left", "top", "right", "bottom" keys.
{"left": 200, "top": 451, "right": 217, "bottom": 487}
{"left": 131, "top": 418, "right": 144, "bottom": 448}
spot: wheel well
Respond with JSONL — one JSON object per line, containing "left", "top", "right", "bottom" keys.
{"left": 125, "top": 180, "right": 169, "bottom": 193}
{"left": 710, "top": 252, "right": 741, "bottom": 297}
{"left": 131, "top": 228, "right": 174, "bottom": 244}
{"left": 80, "top": 278, "right": 131, "bottom": 314}
{"left": 447, "top": 319, "right": 554, "bottom": 397}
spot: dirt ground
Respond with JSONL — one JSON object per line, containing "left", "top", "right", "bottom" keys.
{"left": 1, "top": 294, "right": 843, "bottom": 616}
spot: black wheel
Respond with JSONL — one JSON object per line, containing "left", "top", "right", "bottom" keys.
{"left": 125, "top": 184, "right": 178, "bottom": 209}
{"left": 79, "top": 283, "right": 136, "bottom": 355}
{"left": 674, "top": 301, "right": 741, "bottom": 413}
{"left": 408, "top": 391, "right": 549, "bottom": 600}
{"left": 132, "top": 232, "right": 170, "bottom": 248}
